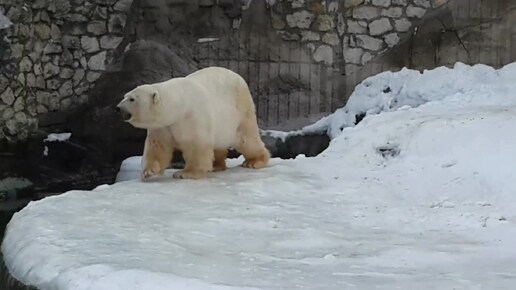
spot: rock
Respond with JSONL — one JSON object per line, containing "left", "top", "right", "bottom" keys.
{"left": 345, "top": 0, "right": 364, "bottom": 8}
{"left": 35, "top": 11, "right": 50, "bottom": 23}
{"left": 60, "top": 98, "right": 72, "bottom": 110}
{"left": 59, "top": 81, "right": 73, "bottom": 97}
{"left": 347, "top": 20, "right": 367, "bottom": 34}
{"left": 381, "top": 7, "right": 403, "bottom": 18}
{"left": 99, "top": 36, "right": 122, "bottom": 50}
{"left": 308, "top": 1, "right": 325, "bottom": 13}
{"left": 353, "top": 6, "right": 381, "bottom": 20}
{"left": 113, "top": 0, "right": 132, "bottom": 11}
{"left": 86, "top": 72, "right": 102, "bottom": 83}
{"left": 36, "top": 91, "right": 51, "bottom": 105}
{"left": 361, "top": 52, "right": 373, "bottom": 64}
{"left": 36, "top": 104, "right": 48, "bottom": 114}
{"left": 278, "top": 31, "right": 300, "bottom": 41}
{"left": 34, "top": 24, "right": 51, "bottom": 40}
{"left": 301, "top": 31, "right": 320, "bottom": 42}
{"left": 59, "top": 68, "right": 74, "bottom": 79}
{"left": 26, "top": 73, "right": 36, "bottom": 87}
{"left": 43, "top": 43, "right": 63, "bottom": 54}
{"left": 34, "top": 63, "right": 43, "bottom": 75}
{"left": 62, "top": 36, "right": 81, "bottom": 49}
{"left": 17, "top": 73, "right": 25, "bottom": 85}
{"left": 384, "top": 32, "right": 400, "bottom": 47}
{"left": 13, "top": 97, "right": 24, "bottom": 112}
{"left": 1, "top": 87, "right": 15, "bottom": 105}
{"left": 35, "top": 76, "right": 46, "bottom": 88}
{"left": 313, "top": 45, "right": 333, "bottom": 65}
{"left": 369, "top": 18, "right": 393, "bottom": 36}
{"left": 322, "top": 33, "right": 339, "bottom": 45}
{"left": 291, "top": 0, "right": 305, "bottom": 9}
{"left": 414, "top": 0, "right": 431, "bottom": 8}
{"left": 327, "top": 1, "right": 338, "bottom": 13}
{"left": 73, "top": 69, "right": 85, "bottom": 85}
{"left": 108, "top": 14, "right": 126, "bottom": 34}
{"left": 68, "top": 14, "right": 89, "bottom": 22}
{"left": 337, "top": 13, "right": 345, "bottom": 36}
{"left": 93, "top": 6, "right": 108, "bottom": 19}
{"left": 32, "top": 0, "right": 46, "bottom": 9}
{"left": 87, "top": 21, "right": 107, "bottom": 35}
{"left": 43, "top": 62, "right": 60, "bottom": 78}
{"left": 356, "top": 35, "right": 384, "bottom": 51}
{"left": 372, "top": 0, "right": 390, "bottom": 7}
{"left": 47, "top": 79, "right": 61, "bottom": 90}
{"left": 315, "top": 15, "right": 334, "bottom": 32}
{"left": 406, "top": 5, "right": 426, "bottom": 18}
{"left": 392, "top": 0, "right": 407, "bottom": 4}
{"left": 2, "top": 107, "right": 14, "bottom": 120}
{"left": 343, "top": 47, "right": 363, "bottom": 64}
{"left": 81, "top": 36, "right": 100, "bottom": 53}
{"left": 394, "top": 18, "right": 412, "bottom": 32}
{"left": 19, "top": 57, "right": 33, "bottom": 73}
{"left": 286, "top": 11, "right": 315, "bottom": 29}
{"left": 88, "top": 51, "right": 107, "bottom": 71}
{"left": 432, "top": 0, "right": 448, "bottom": 8}
{"left": 59, "top": 50, "right": 74, "bottom": 66}
{"left": 271, "top": 12, "right": 285, "bottom": 30}
{"left": 10, "top": 44, "right": 24, "bottom": 59}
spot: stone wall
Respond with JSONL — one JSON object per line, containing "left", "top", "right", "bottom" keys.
{"left": 0, "top": 0, "right": 515, "bottom": 141}
{"left": 0, "top": 0, "right": 129, "bottom": 142}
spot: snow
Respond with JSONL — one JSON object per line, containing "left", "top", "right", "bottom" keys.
{"left": 303, "top": 62, "right": 516, "bottom": 139}
{"left": 197, "top": 38, "right": 220, "bottom": 43}
{"left": 44, "top": 132, "right": 72, "bottom": 142}
{"left": 3, "top": 62, "right": 516, "bottom": 290}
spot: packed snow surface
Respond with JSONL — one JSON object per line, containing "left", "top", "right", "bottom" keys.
{"left": 3, "top": 63, "right": 516, "bottom": 290}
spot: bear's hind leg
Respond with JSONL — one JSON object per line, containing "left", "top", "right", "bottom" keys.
{"left": 236, "top": 117, "right": 270, "bottom": 169}
{"left": 141, "top": 128, "right": 175, "bottom": 181}
{"left": 173, "top": 143, "right": 214, "bottom": 179}
{"left": 213, "top": 149, "right": 228, "bottom": 172}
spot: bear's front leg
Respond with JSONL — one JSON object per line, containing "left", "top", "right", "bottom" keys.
{"left": 141, "top": 128, "right": 175, "bottom": 181}
{"left": 173, "top": 143, "right": 214, "bottom": 179}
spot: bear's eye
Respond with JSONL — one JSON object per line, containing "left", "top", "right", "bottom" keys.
{"left": 129, "top": 98, "right": 135, "bottom": 102}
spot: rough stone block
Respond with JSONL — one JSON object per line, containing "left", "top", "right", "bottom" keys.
{"left": 347, "top": 20, "right": 367, "bottom": 34}
{"left": 369, "top": 18, "right": 393, "bottom": 36}
{"left": 394, "top": 18, "right": 411, "bottom": 32}
{"left": 414, "top": 0, "right": 431, "bottom": 8}
{"left": 343, "top": 47, "right": 363, "bottom": 64}
{"left": 81, "top": 36, "right": 100, "bottom": 53}
{"left": 315, "top": 15, "right": 335, "bottom": 32}
{"left": 384, "top": 32, "right": 400, "bottom": 47}
{"left": 301, "top": 31, "right": 320, "bottom": 42}
{"left": 353, "top": 6, "right": 380, "bottom": 20}
{"left": 381, "top": 7, "right": 403, "bottom": 18}
{"left": 322, "top": 33, "right": 340, "bottom": 45}
{"left": 313, "top": 45, "right": 333, "bottom": 65}
{"left": 286, "top": 11, "right": 315, "bottom": 29}
{"left": 406, "top": 6, "right": 426, "bottom": 18}
{"left": 372, "top": 0, "right": 390, "bottom": 7}
{"left": 356, "top": 35, "right": 384, "bottom": 51}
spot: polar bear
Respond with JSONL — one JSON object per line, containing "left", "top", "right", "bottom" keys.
{"left": 115, "top": 67, "right": 270, "bottom": 180}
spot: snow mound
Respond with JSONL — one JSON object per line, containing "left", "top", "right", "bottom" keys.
{"left": 303, "top": 62, "right": 516, "bottom": 139}
{"left": 3, "top": 62, "right": 516, "bottom": 290}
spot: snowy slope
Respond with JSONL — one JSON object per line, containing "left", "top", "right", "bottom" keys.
{"left": 3, "top": 63, "right": 516, "bottom": 290}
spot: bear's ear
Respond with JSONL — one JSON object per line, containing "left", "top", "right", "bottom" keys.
{"left": 152, "top": 91, "right": 160, "bottom": 104}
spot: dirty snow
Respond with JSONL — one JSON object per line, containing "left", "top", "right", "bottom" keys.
{"left": 3, "top": 62, "right": 516, "bottom": 290}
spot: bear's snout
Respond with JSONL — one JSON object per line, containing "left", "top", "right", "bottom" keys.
{"left": 114, "top": 105, "right": 132, "bottom": 122}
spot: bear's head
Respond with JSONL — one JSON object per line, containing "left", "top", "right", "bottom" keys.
{"left": 115, "top": 84, "right": 163, "bottom": 129}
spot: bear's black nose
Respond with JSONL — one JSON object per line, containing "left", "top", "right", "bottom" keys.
{"left": 114, "top": 106, "right": 121, "bottom": 113}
